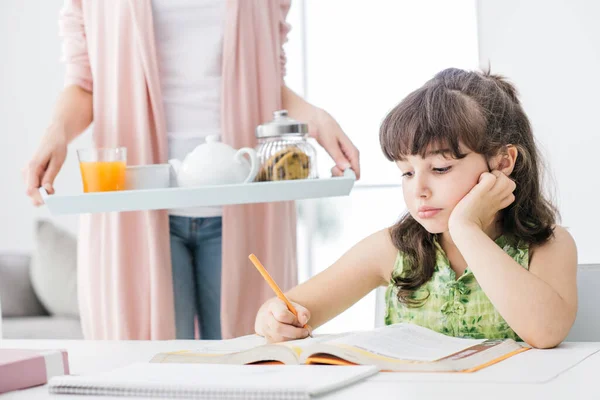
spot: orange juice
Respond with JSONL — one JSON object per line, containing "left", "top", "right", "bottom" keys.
{"left": 79, "top": 161, "right": 126, "bottom": 192}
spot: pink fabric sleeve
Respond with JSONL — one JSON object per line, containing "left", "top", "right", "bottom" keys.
{"left": 279, "top": 0, "right": 292, "bottom": 79}
{"left": 59, "top": 0, "right": 93, "bottom": 92}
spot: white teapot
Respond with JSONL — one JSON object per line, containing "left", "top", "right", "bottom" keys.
{"left": 168, "top": 135, "right": 259, "bottom": 187}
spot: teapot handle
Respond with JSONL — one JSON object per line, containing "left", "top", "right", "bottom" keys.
{"left": 235, "top": 148, "right": 260, "bottom": 183}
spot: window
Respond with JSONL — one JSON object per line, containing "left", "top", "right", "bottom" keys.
{"left": 285, "top": 0, "right": 479, "bottom": 334}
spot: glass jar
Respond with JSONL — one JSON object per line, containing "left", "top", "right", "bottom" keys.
{"left": 255, "top": 110, "right": 317, "bottom": 182}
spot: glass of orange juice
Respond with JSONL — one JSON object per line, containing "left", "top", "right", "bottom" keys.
{"left": 77, "top": 147, "right": 127, "bottom": 193}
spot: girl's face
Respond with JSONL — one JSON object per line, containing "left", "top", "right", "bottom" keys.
{"left": 396, "top": 145, "right": 490, "bottom": 234}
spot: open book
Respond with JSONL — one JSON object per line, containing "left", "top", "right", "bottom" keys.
{"left": 151, "top": 323, "right": 529, "bottom": 372}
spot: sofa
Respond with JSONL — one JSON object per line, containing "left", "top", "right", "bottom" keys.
{"left": 0, "top": 220, "right": 82, "bottom": 339}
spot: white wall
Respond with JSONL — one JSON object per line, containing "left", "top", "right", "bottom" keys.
{"left": 477, "top": 0, "right": 600, "bottom": 264}
{"left": 0, "top": 1, "right": 90, "bottom": 253}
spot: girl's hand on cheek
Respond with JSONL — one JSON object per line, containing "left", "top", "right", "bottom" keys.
{"left": 448, "top": 170, "right": 516, "bottom": 234}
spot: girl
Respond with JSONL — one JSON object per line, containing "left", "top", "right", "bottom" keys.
{"left": 255, "top": 68, "right": 578, "bottom": 349}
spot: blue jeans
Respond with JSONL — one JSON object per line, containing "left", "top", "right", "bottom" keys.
{"left": 169, "top": 215, "right": 222, "bottom": 340}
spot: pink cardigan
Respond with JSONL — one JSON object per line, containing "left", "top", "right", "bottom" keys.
{"left": 61, "top": 0, "right": 297, "bottom": 340}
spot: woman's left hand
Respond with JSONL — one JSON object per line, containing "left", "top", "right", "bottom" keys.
{"left": 448, "top": 170, "right": 516, "bottom": 234}
{"left": 310, "top": 109, "right": 360, "bottom": 179}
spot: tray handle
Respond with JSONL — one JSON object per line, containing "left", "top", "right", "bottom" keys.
{"left": 342, "top": 168, "right": 357, "bottom": 180}
{"left": 38, "top": 187, "right": 50, "bottom": 202}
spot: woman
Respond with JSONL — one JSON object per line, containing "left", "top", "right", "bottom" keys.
{"left": 24, "top": 0, "right": 360, "bottom": 340}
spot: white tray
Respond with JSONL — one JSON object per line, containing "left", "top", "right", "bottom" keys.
{"left": 39, "top": 166, "right": 356, "bottom": 216}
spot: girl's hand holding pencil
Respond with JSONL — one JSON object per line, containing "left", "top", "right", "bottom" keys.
{"left": 255, "top": 297, "right": 313, "bottom": 343}
{"left": 250, "top": 254, "right": 313, "bottom": 343}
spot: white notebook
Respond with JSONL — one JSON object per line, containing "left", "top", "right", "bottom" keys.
{"left": 48, "top": 363, "right": 379, "bottom": 399}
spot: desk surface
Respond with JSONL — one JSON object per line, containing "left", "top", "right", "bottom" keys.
{"left": 1, "top": 339, "right": 599, "bottom": 400}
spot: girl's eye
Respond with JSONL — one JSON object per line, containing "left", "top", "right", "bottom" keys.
{"left": 433, "top": 167, "right": 452, "bottom": 174}
{"left": 401, "top": 171, "right": 414, "bottom": 178}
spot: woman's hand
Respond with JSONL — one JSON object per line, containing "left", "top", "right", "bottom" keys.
{"left": 281, "top": 86, "right": 360, "bottom": 179}
{"left": 23, "top": 85, "right": 93, "bottom": 206}
{"left": 449, "top": 170, "right": 516, "bottom": 234}
{"left": 255, "top": 297, "right": 312, "bottom": 343}
{"left": 23, "top": 125, "right": 68, "bottom": 206}
{"left": 310, "top": 109, "right": 360, "bottom": 179}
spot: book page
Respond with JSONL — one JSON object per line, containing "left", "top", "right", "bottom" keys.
{"left": 327, "top": 323, "right": 485, "bottom": 362}
{"left": 276, "top": 333, "right": 348, "bottom": 355}
{"left": 178, "top": 334, "right": 269, "bottom": 355}
{"left": 176, "top": 334, "right": 343, "bottom": 356}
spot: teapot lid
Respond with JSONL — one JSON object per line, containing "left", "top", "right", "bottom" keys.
{"left": 255, "top": 110, "right": 308, "bottom": 138}
{"left": 205, "top": 135, "right": 221, "bottom": 144}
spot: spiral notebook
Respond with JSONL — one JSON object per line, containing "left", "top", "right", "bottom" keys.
{"left": 48, "top": 363, "right": 378, "bottom": 399}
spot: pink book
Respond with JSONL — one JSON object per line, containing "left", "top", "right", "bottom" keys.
{"left": 0, "top": 349, "right": 69, "bottom": 394}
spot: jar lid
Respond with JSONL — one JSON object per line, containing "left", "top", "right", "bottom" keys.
{"left": 256, "top": 110, "right": 309, "bottom": 138}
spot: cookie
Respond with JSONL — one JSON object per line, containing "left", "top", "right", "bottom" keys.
{"left": 256, "top": 147, "right": 311, "bottom": 181}
{"left": 273, "top": 150, "right": 310, "bottom": 181}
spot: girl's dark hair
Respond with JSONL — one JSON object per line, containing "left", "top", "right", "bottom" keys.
{"left": 379, "top": 68, "right": 557, "bottom": 305}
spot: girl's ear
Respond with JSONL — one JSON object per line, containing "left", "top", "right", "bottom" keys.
{"left": 491, "top": 145, "right": 519, "bottom": 176}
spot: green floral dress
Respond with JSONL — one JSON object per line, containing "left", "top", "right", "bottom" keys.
{"left": 384, "top": 235, "right": 529, "bottom": 341}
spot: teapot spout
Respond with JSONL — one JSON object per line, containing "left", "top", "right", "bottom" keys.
{"left": 167, "top": 159, "right": 182, "bottom": 187}
{"left": 168, "top": 158, "right": 181, "bottom": 174}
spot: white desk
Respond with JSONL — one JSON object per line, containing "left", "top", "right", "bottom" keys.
{"left": 1, "top": 339, "right": 599, "bottom": 400}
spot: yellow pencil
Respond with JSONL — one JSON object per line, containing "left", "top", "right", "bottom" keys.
{"left": 248, "top": 253, "right": 310, "bottom": 331}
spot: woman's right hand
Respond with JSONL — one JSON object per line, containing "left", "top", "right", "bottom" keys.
{"left": 24, "top": 125, "right": 68, "bottom": 206}
{"left": 255, "top": 297, "right": 312, "bottom": 343}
